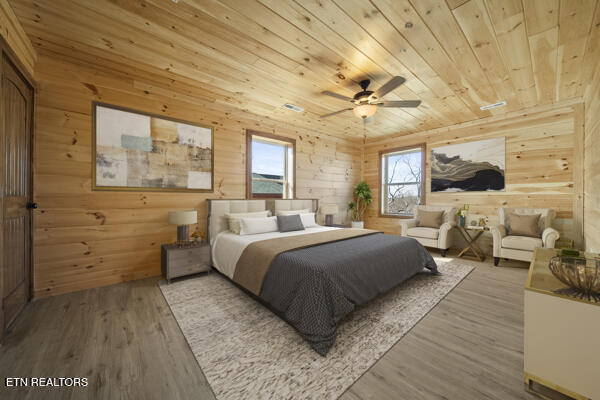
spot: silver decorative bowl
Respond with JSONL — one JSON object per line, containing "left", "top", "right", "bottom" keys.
{"left": 549, "top": 254, "right": 600, "bottom": 302}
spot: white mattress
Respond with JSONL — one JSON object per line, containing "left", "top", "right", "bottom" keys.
{"left": 211, "top": 226, "right": 340, "bottom": 279}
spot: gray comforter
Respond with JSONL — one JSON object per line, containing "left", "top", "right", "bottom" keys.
{"left": 258, "top": 233, "right": 438, "bottom": 355}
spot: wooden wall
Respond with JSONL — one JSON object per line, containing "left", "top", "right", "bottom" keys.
{"left": 362, "top": 101, "right": 583, "bottom": 255}
{"left": 33, "top": 50, "right": 360, "bottom": 298}
{"left": 0, "top": 0, "right": 35, "bottom": 76}
{"left": 584, "top": 67, "right": 600, "bottom": 252}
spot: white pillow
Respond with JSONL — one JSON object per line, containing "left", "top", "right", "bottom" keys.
{"left": 240, "top": 216, "right": 278, "bottom": 235}
{"left": 225, "top": 210, "right": 270, "bottom": 234}
{"left": 275, "top": 208, "right": 310, "bottom": 216}
{"left": 300, "top": 213, "right": 317, "bottom": 228}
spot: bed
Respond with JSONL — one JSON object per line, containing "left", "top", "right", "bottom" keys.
{"left": 207, "top": 199, "right": 438, "bottom": 355}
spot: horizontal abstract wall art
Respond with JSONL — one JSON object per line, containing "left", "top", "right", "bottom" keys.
{"left": 431, "top": 137, "right": 505, "bottom": 192}
{"left": 92, "top": 102, "right": 213, "bottom": 192}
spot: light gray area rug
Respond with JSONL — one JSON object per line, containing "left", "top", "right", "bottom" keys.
{"left": 159, "top": 260, "right": 473, "bottom": 400}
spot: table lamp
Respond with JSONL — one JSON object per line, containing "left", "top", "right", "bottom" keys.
{"left": 168, "top": 210, "right": 198, "bottom": 247}
{"left": 320, "top": 204, "right": 338, "bottom": 226}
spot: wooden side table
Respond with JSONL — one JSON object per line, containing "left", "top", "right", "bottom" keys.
{"left": 457, "top": 226, "right": 489, "bottom": 261}
{"left": 161, "top": 241, "right": 211, "bottom": 283}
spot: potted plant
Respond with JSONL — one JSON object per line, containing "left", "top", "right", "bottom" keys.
{"left": 348, "top": 181, "right": 372, "bottom": 228}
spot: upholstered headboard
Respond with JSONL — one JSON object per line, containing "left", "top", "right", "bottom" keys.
{"left": 206, "top": 199, "right": 319, "bottom": 243}
{"left": 266, "top": 199, "right": 319, "bottom": 215}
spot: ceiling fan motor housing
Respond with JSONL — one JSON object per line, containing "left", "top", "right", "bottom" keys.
{"left": 353, "top": 90, "right": 373, "bottom": 103}
{"left": 354, "top": 79, "right": 375, "bottom": 103}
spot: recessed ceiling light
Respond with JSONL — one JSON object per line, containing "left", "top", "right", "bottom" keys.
{"left": 172, "top": 0, "right": 179, "bottom": 3}
{"left": 282, "top": 103, "right": 304, "bottom": 113}
{"left": 480, "top": 101, "right": 506, "bottom": 110}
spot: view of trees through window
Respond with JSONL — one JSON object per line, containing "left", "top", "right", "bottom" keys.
{"left": 381, "top": 148, "right": 423, "bottom": 216}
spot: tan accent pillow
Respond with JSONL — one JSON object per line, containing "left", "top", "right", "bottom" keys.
{"left": 417, "top": 210, "right": 444, "bottom": 229}
{"left": 508, "top": 213, "right": 541, "bottom": 238}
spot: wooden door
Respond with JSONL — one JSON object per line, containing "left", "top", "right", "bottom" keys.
{"left": 0, "top": 53, "right": 34, "bottom": 340}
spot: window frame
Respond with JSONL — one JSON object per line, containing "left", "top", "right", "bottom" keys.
{"left": 378, "top": 144, "right": 426, "bottom": 218}
{"left": 246, "top": 130, "right": 296, "bottom": 199}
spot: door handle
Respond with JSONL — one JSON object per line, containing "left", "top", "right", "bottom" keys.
{"left": 26, "top": 202, "right": 38, "bottom": 210}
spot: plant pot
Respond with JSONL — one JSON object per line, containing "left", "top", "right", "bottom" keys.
{"left": 351, "top": 221, "right": 364, "bottom": 229}
{"left": 459, "top": 215, "right": 466, "bottom": 227}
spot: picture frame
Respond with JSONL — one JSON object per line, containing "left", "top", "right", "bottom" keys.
{"left": 91, "top": 101, "right": 214, "bottom": 193}
{"left": 430, "top": 137, "right": 505, "bottom": 193}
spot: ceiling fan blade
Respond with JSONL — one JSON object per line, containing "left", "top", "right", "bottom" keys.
{"left": 320, "top": 108, "right": 353, "bottom": 118}
{"left": 377, "top": 100, "right": 421, "bottom": 108}
{"left": 322, "top": 91, "right": 354, "bottom": 102}
{"left": 373, "top": 76, "right": 406, "bottom": 99}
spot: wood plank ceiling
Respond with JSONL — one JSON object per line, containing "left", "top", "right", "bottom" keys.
{"left": 11, "top": 0, "right": 600, "bottom": 140}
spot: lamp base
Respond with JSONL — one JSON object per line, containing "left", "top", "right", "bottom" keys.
{"left": 325, "top": 214, "right": 333, "bottom": 226}
{"left": 176, "top": 225, "right": 190, "bottom": 247}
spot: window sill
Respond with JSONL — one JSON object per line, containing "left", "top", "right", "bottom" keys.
{"left": 248, "top": 195, "right": 284, "bottom": 199}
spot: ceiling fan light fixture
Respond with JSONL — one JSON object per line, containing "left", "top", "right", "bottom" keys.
{"left": 353, "top": 104, "right": 377, "bottom": 119}
{"left": 320, "top": 76, "right": 418, "bottom": 120}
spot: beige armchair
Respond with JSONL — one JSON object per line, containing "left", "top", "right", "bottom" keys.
{"left": 491, "top": 207, "right": 560, "bottom": 266}
{"left": 400, "top": 205, "right": 458, "bottom": 257}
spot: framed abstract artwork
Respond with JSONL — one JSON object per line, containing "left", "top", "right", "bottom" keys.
{"left": 92, "top": 102, "right": 213, "bottom": 192}
{"left": 431, "top": 137, "right": 505, "bottom": 192}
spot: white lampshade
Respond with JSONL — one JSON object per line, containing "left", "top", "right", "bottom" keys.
{"left": 353, "top": 104, "right": 377, "bottom": 119}
{"left": 320, "top": 204, "right": 339, "bottom": 215}
{"left": 168, "top": 210, "right": 197, "bottom": 225}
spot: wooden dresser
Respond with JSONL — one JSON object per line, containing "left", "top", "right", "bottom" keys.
{"left": 524, "top": 249, "right": 600, "bottom": 399}
{"left": 161, "top": 242, "right": 211, "bottom": 283}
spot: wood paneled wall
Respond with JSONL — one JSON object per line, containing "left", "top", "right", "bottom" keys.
{"left": 29, "top": 51, "right": 596, "bottom": 297}
{"left": 584, "top": 67, "right": 600, "bottom": 252}
{"left": 33, "top": 50, "right": 360, "bottom": 298}
{"left": 362, "top": 101, "right": 583, "bottom": 255}
{"left": 0, "top": 0, "right": 35, "bottom": 77}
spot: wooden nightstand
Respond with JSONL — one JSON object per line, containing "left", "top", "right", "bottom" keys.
{"left": 161, "top": 242, "right": 211, "bottom": 283}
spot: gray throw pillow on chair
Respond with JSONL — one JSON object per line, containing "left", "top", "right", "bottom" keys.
{"left": 277, "top": 214, "right": 305, "bottom": 232}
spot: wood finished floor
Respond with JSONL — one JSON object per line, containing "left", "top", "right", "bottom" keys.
{"left": 0, "top": 254, "right": 538, "bottom": 400}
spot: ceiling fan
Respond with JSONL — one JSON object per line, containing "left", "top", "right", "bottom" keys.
{"left": 320, "top": 76, "right": 421, "bottom": 119}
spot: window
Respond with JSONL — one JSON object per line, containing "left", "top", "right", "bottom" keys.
{"left": 380, "top": 145, "right": 425, "bottom": 216}
{"left": 246, "top": 131, "right": 295, "bottom": 199}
